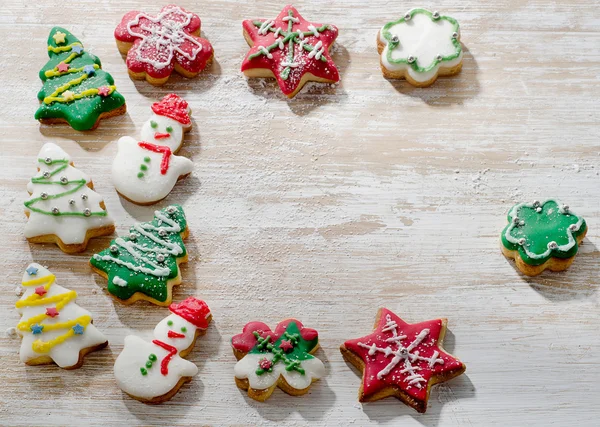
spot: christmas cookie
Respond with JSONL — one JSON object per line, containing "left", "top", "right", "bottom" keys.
{"left": 341, "top": 308, "right": 466, "bottom": 413}
{"left": 241, "top": 5, "right": 340, "bottom": 98}
{"left": 114, "top": 297, "right": 211, "bottom": 403}
{"left": 501, "top": 200, "right": 587, "bottom": 276}
{"left": 15, "top": 263, "right": 108, "bottom": 369}
{"left": 231, "top": 319, "right": 325, "bottom": 401}
{"left": 378, "top": 9, "right": 463, "bottom": 87}
{"left": 114, "top": 5, "right": 214, "bottom": 86}
{"left": 35, "top": 27, "right": 126, "bottom": 131}
{"left": 24, "top": 143, "right": 115, "bottom": 254}
{"left": 112, "top": 94, "right": 193, "bottom": 205}
{"left": 90, "top": 205, "right": 189, "bottom": 306}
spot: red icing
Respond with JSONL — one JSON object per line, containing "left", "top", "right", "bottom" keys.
{"left": 344, "top": 308, "right": 464, "bottom": 402}
{"left": 154, "top": 132, "right": 170, "bottom": 139}
{"left": 138, "top": 142, "right": 172, "bottom": 175}
{"left": 34, "top": 286, "right": 47, "bottom": 297}
{"left": 168, "top": 330, "right": 185, "bottom": 339}
{"left": 151, "top": 94, "right": 191, "bottom": 125}
{"left": 241, "top": 5, "right": 340, "bottom": 97}
{"left": 231, "top": 319, "right": 318, "bottom": 353}
{"left": 168, "top": 297, "right": 211, "bottom": 329}
{"left": 114, "top": 5, "right": 213, "bottom": 80}
{"left": 45, "top": 307, "right": 59, "bottom": 317}
{"left": 152, "top": 339, "right": 178, "bottom": 375}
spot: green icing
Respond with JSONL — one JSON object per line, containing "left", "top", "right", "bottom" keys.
{"left": 501, "top": 200, "right": 586, "bottom": 266}
{"left": 249, "top": 321, "right": 318, "bottom": 376}
{"left": 90, "top": 205, "right": 188, "bottom": 302}
{"left": 35, "top": 27, "right": 125, "bottom": 131}
{"left": 381, "top": 9, "right": 461, "bottom": 73}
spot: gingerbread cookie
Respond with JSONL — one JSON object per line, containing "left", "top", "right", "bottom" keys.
{"left": 241, "top": 5, "right": 340, "bottom": 98}
{"left": 501, "top": 200, "right": 587, "bottom": 276}
{"left": 35, "top": 27, "right": 126, "bottom": 130}
{"left": 378, "top": 9, "right": 463, "bottom": 87}
{"left": 15, "top": 263, "right": 108, "bottom": 369}
{"left": 24, "top": 143, "right": 115, "bottom": 254}
{"left": 341, "top": 308, "right": 466, "bottom": 413}
{"left": 114, "top": 297, "right": 211, "bottom": 403}
{"left": 90, "top": 205, "right": 189, "bottom": 306}
{"left": 114, "top": 5, "right": 214, "bottom": 86}
{"left": 112, "top": 94, "right": 193, "bottom": 205}
{"left": 231, "top": 319, "right": 325, "bottom": 401}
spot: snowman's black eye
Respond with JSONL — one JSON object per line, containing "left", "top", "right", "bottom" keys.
{"left": 166, "top": 125, "right": 173, "bottom": 133}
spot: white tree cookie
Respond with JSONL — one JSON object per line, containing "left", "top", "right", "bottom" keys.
{"left": 24, "top": 143, "right": 115, "bottom": 253}
{"left": 15, "top": 263, "right": 108, "bottom": 369}
{"left": 113, "top": 297, "right": 212, "bottom": 403}
{"left": 377, "top": 9, "right": 463, "bottom": 87}
{"left": 112, "top": 93, "right": 193, "bottom": 205}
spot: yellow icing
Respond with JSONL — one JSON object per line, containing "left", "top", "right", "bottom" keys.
{"left": 45, "top": 64, "right": 99, "bottom": 78}
{"left": 16, "top": 275, "right": 89, "bottom": 354}
{"left": 47, "top": 42, "right": 82, "bottom": 54}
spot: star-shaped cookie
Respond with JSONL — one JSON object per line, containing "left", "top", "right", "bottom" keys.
{"left": 241, "top": 4, "right": 339, "bottom": 98}
{"left": 341, "top": 308, "right": 466, "bottom": 413}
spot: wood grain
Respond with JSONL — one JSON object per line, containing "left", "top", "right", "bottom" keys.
{"left": 1, "top": 0, "right": 599, "bottom": 425}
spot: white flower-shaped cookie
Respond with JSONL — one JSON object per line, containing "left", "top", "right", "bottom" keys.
{"left": 378, "top": 9, "right": 463, "bottom": 87}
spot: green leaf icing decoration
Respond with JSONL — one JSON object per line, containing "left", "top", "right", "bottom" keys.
{"left": 501, "top": 200, "right": 586, "bottom": 266}
{"left": 35, "top": 27, "right": 126, "bottom": 131}
{"left": 90, "top": 205, "right": 188, "bottom": 302}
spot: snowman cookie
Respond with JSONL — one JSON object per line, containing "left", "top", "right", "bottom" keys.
{"left": 378, "top": 9, "right": 463, "bottom": 87}
{"left": 231, "top": 319, "right": 325, "bottom": 401}
{"left": 15, "top": 263, "right": 108, "bottom": 369}
{"left": 112, "top": 94, "right": 193, "bottom": 205}
{"left": 114, "top": 297, "right": 212, "bottom": 403}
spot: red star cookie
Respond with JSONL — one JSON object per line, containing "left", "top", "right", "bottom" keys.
{"left": 114, "top": 4, "right": 214, "bottom": 86}
{"left": 241, "top": 4, "right": 340, "bottom": 98}
{"left": 341, "top": 308, "right": 466, "bottom": 413}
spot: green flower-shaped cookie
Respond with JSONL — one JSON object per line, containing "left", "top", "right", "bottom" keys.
{"left": 501, "top": 200, "right": 587, "bottom": 269}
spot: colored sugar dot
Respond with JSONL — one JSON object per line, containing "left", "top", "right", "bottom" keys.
{"left": 181, "top": 326, "right": 187, "bottom": 333}
{"left": 137, "top": 172, "right": 144, "bottom": 178}
{"left": 144, "top": 156, "right": 151, "bottom": 163}
{"left": 146, "top": 361, "right": 153, "bottom": 368}
{"left": 150, "top": 120, "right": 157, "bottom": 128}
{"left": 149, "top": 354, "right": 157, "bottom": 361}
{"left": 166, "top": 126, "right": 173, "bottom": 133}
{"left": 167, "top": 320, "right": 173, "bottom": 326}
{"left": 140, "top": 164, "right": 148, "bottom": 171}
{"left": 140, "top": 367, "right": 147, "bottom": 375}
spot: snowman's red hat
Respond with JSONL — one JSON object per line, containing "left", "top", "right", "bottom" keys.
{"left": 151, "top": 93, "right": 191, "bottom": 125}
{"left": 169, "top": 297, "right": 211, "bottom": 329}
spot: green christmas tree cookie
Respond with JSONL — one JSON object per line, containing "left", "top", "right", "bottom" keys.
{"left": 35, "top": 27, "right": 126, "bottom": 131}
{"left": 501, "top": 199, "right": 587, "bottom": 276}
{"left": 90, "top": 205, "right": 188, "bottom": 306}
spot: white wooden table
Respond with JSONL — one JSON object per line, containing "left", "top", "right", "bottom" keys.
{"left": 1, "top": 0, "right": 599, "bottom": 425}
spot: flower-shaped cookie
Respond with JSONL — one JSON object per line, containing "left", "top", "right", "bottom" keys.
{"left": 114, "top": 4, "right": 214, "bottom": 85}
{"left": 378, "top": 9, "right": 462, "bottom": 87}
{"left": 501, "top": 200, "right": 587, "bottom": 276}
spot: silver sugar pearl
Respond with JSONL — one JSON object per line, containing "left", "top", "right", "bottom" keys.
{"left": 44, "top": 157, "right": 52, "bottom": 164}
{"left": 83, "top": 208, "right": 91, "bottom": 217}
{"left": 40, "top": 192, "right": 48, "bottom": 200}
{"left": 404, "top": 13, "right": 411, "bottom": 20}
{"left": 156, "top": 254, "right": 165, "bottom": 262}
{"left": 167, "top": 206, "right": 176, "bottom": 214}
{"left": 452, "top": 32, "right": 458, "bottom": 39}
{"left": 69, "top": 199, "right": 75, "bottom": 205}
{"left": 536, "top": 207, "right": 542, "bottom": 213}
{"left": 81, "top": 193, "right": 88, "bottom": 200}
{"left": 432, "top": 11, "right": 440, "bottom": 19}
{"left": 548, "top": 241, "right": 558, "bottom": 249}
{"left": 110, "top": 245, "right": 119, "bottom": 253}
{"left": 512, "top": 216, "right": 520, "bottom": 224}
{"left": 400, "top": 348, "right": 408, "bottom": 355}
{"left": 533, "top": 200, "right": 540, "bottom": 207}
{"left": 569, "top": 224, "right": 578, "bottom": 231}
{"left": 391, "top": 35, "right": 399, "bottom": 43}
{"left": 436, "top": 54, "right": 443, "bottom": 61}
{"left": 407, "top": 55, "right": 416, "bottom": 63}
{"left": 158, "top": 229, "right": 167, "bottom": 237}
{"left": 129, "top": 233, "right": 137, "bottom": 241}
{"left": 519, "top": 238, "right": 526, "bottom": 245}
{"left": 51, "top": 207, "right": 60, "bottom": 215}
{"left": 562, "top": 205, "right": 569, "bottom": 212}
{"left": 43, "top": 171, "right": 51, "bottom": 178}
{"left": 60, "top": 176, "right": 68, "bottom": 185}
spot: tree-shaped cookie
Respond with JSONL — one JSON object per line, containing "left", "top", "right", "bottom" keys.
{"left": 378, "top": 9, "right": 463, "bottom": 87}
{"left": 231, "top": 319, "right": 325, "bottom": 401}
{"left": 114, "top": 5, "right": 214, "bottom": 86}
{"left": 114, "top": 297, "right": 212, "bottom": 403}
{"left": 341, "top": 308, "right": 466, "bottom": 413}
{"left": 112, "top": 94, "right": 193, "bottom": 205}
{"left": 15, "top": 263, "right": 108, "bottom": 369}
{"left": 90, "top": 205, "right": 189, "bottom": 306}
{"left": 35, "top": 27, "right": 126, "bottom": 130}
{"left": 501, "top": 200, "right": 587, "bottom": 276}
{"left": 241, "top": 5, "right": 340, "bottom": 98}
{"left": 24, "top": 142, "right": 115, "bottom": 254}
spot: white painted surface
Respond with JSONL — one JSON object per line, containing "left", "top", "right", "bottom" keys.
{"left": 0, "top": 0, "right": 599, "bottom": 425}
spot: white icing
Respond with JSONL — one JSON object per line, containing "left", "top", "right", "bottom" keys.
{"left": 504, "top": 200, "right": 585, "bottom": 260}
{"left": 16, "top": 264, "right": 107, "bottom": 368}
{"left": 379, "top": 9, "right": 463, "bottom": 83}
{"left": 112, "top": 276, "right": 128, "bottom": 287}
{"left": 114, "top": 312, "right": 204, "bottom": 400}
{"left": 307, "top": 24, "right": 320, "bottom": 37}
{"left": 282, "top": 16, "right": 300, "bottom": 24}
{"left": 127, "top": 6, "right": 203, "bottom": 70}
{"left": 257, "top": 46, "right": 273, "bottom": 59}
{"left": 112, "top": 114, "right": 193, "bottom": 204}
{"left": 234, "top": 353, "right": 325, "bottom": 391}
{"left": 308, "top": 41, "right": 324, "bottom": 60}
{"left": 24, "top": 143, "right": 114, "bottom": 245}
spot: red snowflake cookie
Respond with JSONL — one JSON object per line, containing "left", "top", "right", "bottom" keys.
{"left": 341, "top": 308, "right": 466, "bottom": 413}
{"left": 114, "top": 4, "right": 214, "bottom": 85}
{"left": 241, "top": 4, "right": 340, "bottom": 98}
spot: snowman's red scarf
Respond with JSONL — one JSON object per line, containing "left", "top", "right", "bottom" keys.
{"left": 138, "top": 142, "right": 172, "bottom": 175}
{"left": 152, "top": 339, "right": 178, "bottom": 375}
